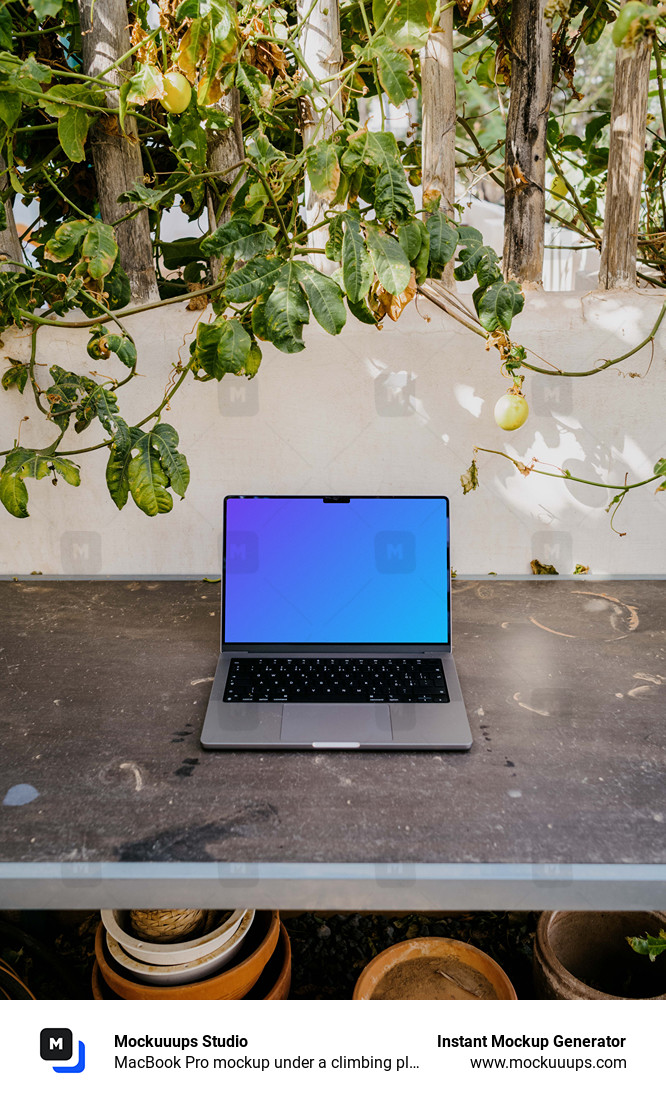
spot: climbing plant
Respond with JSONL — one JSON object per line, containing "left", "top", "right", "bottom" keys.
{"left": 0, "top": 0, "right": 664, "bottom": 521}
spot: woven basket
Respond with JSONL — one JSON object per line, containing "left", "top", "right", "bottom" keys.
{"left": 128, "top": 910, "right": 208, "bottom": 944}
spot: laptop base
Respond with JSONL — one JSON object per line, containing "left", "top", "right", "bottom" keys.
{"left": 200, "top": 652, "right": 473, "bottom": 751}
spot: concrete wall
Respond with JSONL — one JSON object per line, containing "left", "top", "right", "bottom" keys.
{"left": 1, "top": 288, "right": 664, "bottom": 576}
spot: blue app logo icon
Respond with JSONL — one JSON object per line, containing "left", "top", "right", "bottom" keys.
{"left": 40, "top": 1029, "right": 86, "bottom": 1074}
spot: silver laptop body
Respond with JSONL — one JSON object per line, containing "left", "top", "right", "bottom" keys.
{"left": 201, "top": 496, "right": 473, "bottom": 751}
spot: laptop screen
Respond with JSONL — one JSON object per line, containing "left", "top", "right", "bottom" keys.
{"left": 222, "top": 496, "right": 450, "bottom": 646}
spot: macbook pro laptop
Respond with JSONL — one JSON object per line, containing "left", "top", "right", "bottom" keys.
{"left": 200, "top": 495, "right": 473, "bottom": 750}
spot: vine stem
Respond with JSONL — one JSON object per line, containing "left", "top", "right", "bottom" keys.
{"left": 474, "top": 448, "right": 662, "bottom": 492}
{"left": 18, "top": 280, "right": 228, "bottom": 330}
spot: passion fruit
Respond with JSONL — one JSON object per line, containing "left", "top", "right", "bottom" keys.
{"left": 160, "top": 71, "right": 192, "bottom": 114}
{"left": 494, "top": 390, "right": 529, "bottom": 431}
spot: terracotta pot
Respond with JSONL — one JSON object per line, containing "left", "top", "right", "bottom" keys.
{"left": 245, "top": 922, "right": 291, "bottom": 1001}
{"left": 353, "top": 937, "right": 516, "bottom": 1000}
{"left": 94, "top": 921, "right": 291, "bottom": 1001}
{"left": 95, "top": 910, "right": 280, "bottom": 1000}
{"left": 534, "top": 911, "right": 666, "bottom": 1000}
{"left": 92, "top": 961, "right": 120, "bottom": 1000}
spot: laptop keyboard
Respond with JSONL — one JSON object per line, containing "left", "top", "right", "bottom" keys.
{"left": 223, "top": 658, "right": 450, "bottom": 704}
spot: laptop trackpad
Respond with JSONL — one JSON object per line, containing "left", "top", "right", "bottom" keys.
{"left": 281, "top": 704, "right": 392, "bottom": 744}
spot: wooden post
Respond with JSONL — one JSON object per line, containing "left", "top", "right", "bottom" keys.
{"left": 421, "top": 8, "right": 456, "bottom": 288}
{"left": 297, "top": 0, "right": 342, "bottom": 267}
{"left": 599, "top": 8, "right": 653, "bottom": 289}
{"left": 0, "top": 155, "right": 21, "bottom": 270}
{"left": 78, "top": 0, "right": 158, "bottom": 302}
{"left": 206, "top": 0, "right": 244, "bottom": 276}
{"left": 206, "top": 89, "right": 244, "bottom": 277}
{"left": 503, "top": 0, "right": 552, "bottom": 286}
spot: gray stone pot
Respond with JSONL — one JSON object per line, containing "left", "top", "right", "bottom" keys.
{"left": 534, "top": 911, "right": 666, "bottom": 999}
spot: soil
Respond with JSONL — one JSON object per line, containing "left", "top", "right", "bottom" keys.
{"left": 370, "top": 956, "right": 499, "bottom": 1000}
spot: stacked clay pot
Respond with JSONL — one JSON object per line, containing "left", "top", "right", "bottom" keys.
{"left": 93, "top": 909, "right": 290, "bottom": 1000}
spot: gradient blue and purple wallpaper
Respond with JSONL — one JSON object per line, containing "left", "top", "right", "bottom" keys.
{"left": 223, "top": 497, "right": 449, "bottom": 645}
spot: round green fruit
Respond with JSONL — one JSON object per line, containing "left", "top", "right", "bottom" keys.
{"left": 494, "top": 391, "right": 529, "bottom": 431}
{"left": 160, "top": 71, "right": 192, "bottom": 114}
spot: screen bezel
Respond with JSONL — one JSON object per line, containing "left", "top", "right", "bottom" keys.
{"left": 221, "top": 495, "right": 451, "bottom": 652}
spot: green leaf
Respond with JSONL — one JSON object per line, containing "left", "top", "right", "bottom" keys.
{"left": 341, "top": 214, "right": 373, "bottom": 302}
{"left": 292, "top": 262, "right": 346, "bottom": 336}
{"left": 0, "top": 92, "right": 20, "bottom": 129}
{"left": 106, "top": 428, "right": 143, "bottom": 511}
{"left": 454, "top": 225, "right": 486, "bottom": 281}
{"left": 236, "top": 60, "right": 272, "bottom": 115}
{"left": 105, "top": 259, "right": 132, "bottom": 310}
{"left": 160, "top": 237, "right": 206, "bottom": 270}
{"left": 58, "top": 108, "right": 90, "bottom": 162}
{"left": 473, "top": 279, "right": 525, "bottom": 333}
{"left": 475, "top": 247, "right": 502, "bottom": 289}
{"left": 0, "top": 445, "right": 79, "bottom": 519}
{"left": 201, "top": 216, "right": 277, "bottom": 261}
{"left": 347, "top": 295, "right": 380, "bottom": 325}
{"left": 167, "top": 105, "right": 207, "bottom": 171}
{"left": 193, "top": 317, "right": 253, "bottom": 378}
{"left": 627, "top": 932, "right": 666, "bottom": 961}
{"left": 373, "top": 37, "right": 415, "bottom": 106}
{"left": 0, "top": 9, "right": 12, "bottom": 52}
{"left": 342, "top": 128, "right": 402, "bottom": 173}
{"left": 0, "top": 462, "right": 29, "bottom": 518}
{"left": 150, "top": 423, "right": 190, "bottom": 499}
{"left": 125, "top": 62, "right": 164, "bottom": 106}
{"left": 325, "top": 213, "right": 345, "bottom": 262}
{"left": 1, "top": 360, "right": 28, "bottom": 394}
{"left": 81, "top": 222, "right": 118, "bottom": 281}
{"left": 366, "top": 225, "right": 411, "bottom": 295}
{"left": 306, "top": 140, "right": 341, "bottom": 201}
{"left": 374, "top": 165, "right": 415, "bottom": 223}
{"left": 426, "top": 212, "right": 458, "bottom": 278}
{"left": 50, "top": 456, "right": 81, "bottom": 487}
{"left": 118, "top": 180, "right": 172, "bottom": 210}
{"left": 225, "top": 256, "right": 283, "bottom": 302}
{"left": 245, "top": 342, "right": 262, "bottom": 377}
{"left": 263, "top": 263, "right": 310, "bottom": 353}
{"left": 92, "top": 387, "right": 131, "bottom": 448}
{"left": 372, "top": 0, "right": 434, "bottom": 48}
{"left": 44, "top": 366, "right": 85, "bottom": 430}
{"left": 129, "top": 449, "right": 173, "bottom": 516}
{"left": 653, "top": 457, "right": 666, "bottom": 478}
{"left": 30, "top": 0, "right": 64, "bottom": 18}
{"left": 44, "top": 219, "right": 89, "bottom": 263}
{"left": 106, "top": 334, "right": 137, "bottom": 371}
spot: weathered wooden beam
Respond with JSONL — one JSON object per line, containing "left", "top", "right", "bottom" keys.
{"left": 297, "top": 0, "right": 343, "bottom": 267}
{"left": 78, "top": 0, "right": 158, "bottom": 302}
{"left": 0, "top": 155, "right": 21, "bottom": 271}
{"left": 503, "top": 0, "right": 552, "bottom": 286}
{"left": 599, "top": 8, "right": 653, "bottom": 289}
{"left": 421, "top": 8, "right": 456, "bottom": 289}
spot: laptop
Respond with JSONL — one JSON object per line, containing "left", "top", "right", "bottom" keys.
{"left": 200, "top": 495, "right": 473, "bottom": 751}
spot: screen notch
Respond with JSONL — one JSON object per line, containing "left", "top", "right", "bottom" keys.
{"left": 322, "top": 496, "right": 350, "bottom": 503}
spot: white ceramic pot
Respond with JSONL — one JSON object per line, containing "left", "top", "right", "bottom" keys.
{"left": 100, "top": 908, "right": 250, "bottom": 965}
{"left": 105, "top": 910, "right": 256, "bottom": 987}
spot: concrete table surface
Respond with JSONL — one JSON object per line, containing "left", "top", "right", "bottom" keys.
{"left": 1, "top": 578, "right": 664, "bottom": 910}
